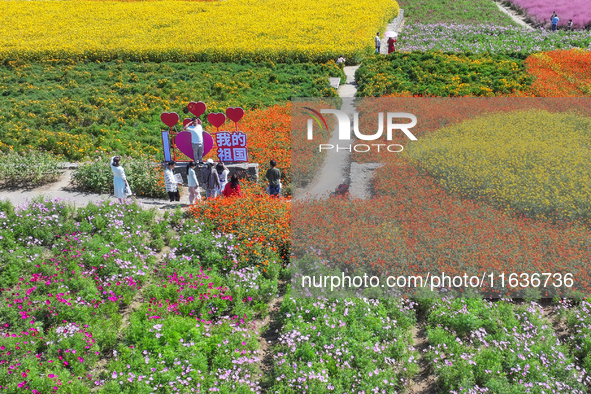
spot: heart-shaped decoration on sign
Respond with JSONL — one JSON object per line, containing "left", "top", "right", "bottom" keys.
{"left": 174, "top": 131, "right": 214, "bottom": 161}
{"left": 183, "top": 118, "right": 192, "bottom": 127}
{"left": 226, "top": 107, "right": 244, "bottom": 123}
{"left": 207, "top": 113, "right": 226, "bottom": 128}
{"left": 187, "top": 101, "right": 206, "bottom": 117}
{"left": 161, "top": 112, "right": 179, "bottom": 128}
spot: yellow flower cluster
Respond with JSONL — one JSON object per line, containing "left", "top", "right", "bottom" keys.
{"left": 0, "top": 0, "right": 399, "bottom": 63}
{"left": 406, "top": 110, "right": 591, "bottom": 221}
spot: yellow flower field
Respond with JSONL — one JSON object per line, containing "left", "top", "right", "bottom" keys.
{"left": 406, "top": 110, "right": 591, "bottom": 221}
{"left": 0, "top": 0, "right": 399, "bottom": 63}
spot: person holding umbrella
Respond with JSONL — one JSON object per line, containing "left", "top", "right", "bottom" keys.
{"left": 386, "top": 31, "right": 397, "bottom": 54}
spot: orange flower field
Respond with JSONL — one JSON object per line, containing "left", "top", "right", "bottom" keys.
{"left": 189, "top": 182, "right": 291, "bottom": 265}
{"left": 525, "top": 49, "right": 591, "bottom": 97}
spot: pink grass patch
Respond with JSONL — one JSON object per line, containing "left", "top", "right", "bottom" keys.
{"left": 505, "top": 0, "right": 591, "bottom": 29}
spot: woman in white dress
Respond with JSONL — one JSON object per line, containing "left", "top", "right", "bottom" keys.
{"left": 111, "top": 156, "right": 131, "bottom": 203}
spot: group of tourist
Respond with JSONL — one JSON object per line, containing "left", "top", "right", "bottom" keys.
{"left": 164, "top": 159, "right": 240, "bottom": 204}
{"left": 374, "top": 32, "right": 396, "bottom": 54}
{"left": 550, "top": 11, "right": 574, "bottom": 31}
{"left": 110, "top": 155, "right": 282, "bottom": 205}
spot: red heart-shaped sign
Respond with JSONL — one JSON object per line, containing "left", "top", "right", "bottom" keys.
{"left": 207, "top": 112, "right": 226, "bottom": 128}
{"left": 188, "top": 101, "right": 206, "bottom": 117}
{"left": 183, "top": 118, "right": 192, "bottom": 127}
{"left": 226, "top": 107, "right": 244, "bottom": 123}
{"left": 161, "top": 112, "right": 179, "bottom": 128}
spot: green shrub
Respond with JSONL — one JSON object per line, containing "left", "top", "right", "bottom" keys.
{"left": 72, "top": 154, "right": 167, "bottom": 198}
{"left": 0, "top": 149, "right": 61, "bottom": 187}
{"left": 355, "top": 52, "right": 532, "bottom": 97}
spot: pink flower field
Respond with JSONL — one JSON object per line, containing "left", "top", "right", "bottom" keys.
{"left": 505, "top": 0, "right": 591, "bottom": 29}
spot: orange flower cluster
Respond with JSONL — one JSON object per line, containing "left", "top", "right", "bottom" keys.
{"left": 188, "top": 182, "right": 290, "bottom": 264}
{"left": 206, "top": 104, "right": 291, "bottom": 184}
{"left": 525, "top": 49, "right": 591, "bottom": 96}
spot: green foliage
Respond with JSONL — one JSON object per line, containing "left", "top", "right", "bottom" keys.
{"left": 398, "top": 0, "right": 516, "bottom": 25}
{"left": 355, "top": 52, "right": 533, "bottom": 97}
{"left": 425, "top": 298, "right": 586, "bottom": 393}
{"left": 566, "top": 300, "right": 591, "bottom": 372}
{"left": 0, "top": 60, "right": 344, "bottom": 160}
{"left": 0, "top": 198, "right": 279, "bottom": 392}
{"left": 0, "top": 149, "right": 61, "bottom": 188}
{"left": 272, "top": 295, "right": 418, "bottom": 392}
{"left": 72, "top": 154, "right": 167, "bottom": 198}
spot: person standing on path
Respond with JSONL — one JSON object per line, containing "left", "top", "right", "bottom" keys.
{"left": 185, "top": 118, "right": 204, "bottom": 163}
{"left": 164, "top": 160, "right": 182, "bottom": 202}
{"left": 552, "top": 14, "right": 559, "bottom": 31}
{"left": 203, "top": 159, "right": 221, "bottom": 199}
{"left": 375, "top": 32, "right": 381, "bottom": 54}
{"left": 568, "top": 19, "right": 573, "bottom": 31}
{"left": 266, "top": 159, "right": 281, "bottom": 197}
{"left": 187, "top": 161, "right": 201, "bottom": 204}
{"left": 110, "top": 156, "right": 131, "bottom": 203}
{"left": 216, "top": 162, "right": 230, "bottom": 194}
{"left": 387, "top": 36, "right": 396, "bottom": 54}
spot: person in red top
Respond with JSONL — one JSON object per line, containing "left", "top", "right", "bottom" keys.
{"left": 330, "top": 177, "right": 351, "bottom": 198}
{"left": 222, "top": 174, "right": 242, "bottom": 198}
{"left": 387, "top": 37, "right": 396, "bottom": 54}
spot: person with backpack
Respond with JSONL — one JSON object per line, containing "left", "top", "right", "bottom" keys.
{"left": 203, "top": 159, "right": 221, "bottom": 199}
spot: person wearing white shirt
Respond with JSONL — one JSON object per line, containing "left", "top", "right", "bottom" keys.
{"left": 164, "top": 160, "right": 182, "bottom": 202}
{"left": 216, "top": 162, "right": 230, "bottom": 193}
{"left": 185, "top": 118, "right": 204, "bottom": 163}
{"left": 187, "top": 161, "right": 201, "bottom": 204}
{"left": 375, "top": 32, "right": 381, "bottom": 54}
{"left": 110, "top": 156, "right": 131, "bottom": 203}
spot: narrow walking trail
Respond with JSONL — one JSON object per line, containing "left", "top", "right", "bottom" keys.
{"left": 0, "top": 169, "right": 186, "bottom": 210}
{"left": 293, "top": 65, "right": 358, "bottom": 201}
{"left": 493, "top": 0, "right": 535, "bottom": 30}
{"left": 295, "top": 11, "right": 406, "bottom": 201}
